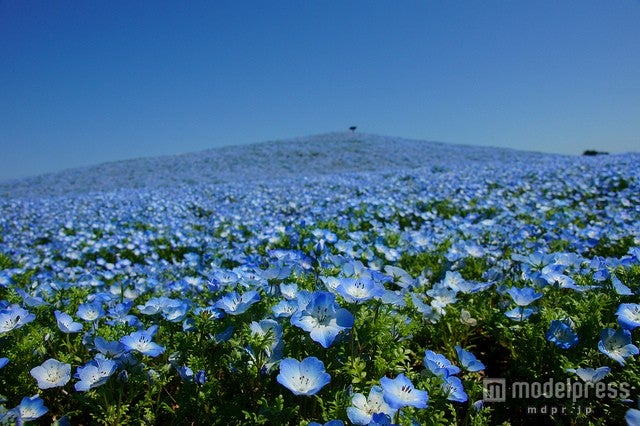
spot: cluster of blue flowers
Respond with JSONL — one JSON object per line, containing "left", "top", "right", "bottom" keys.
{"left": 0, "top": 149, "right": 639, "bottom": 424}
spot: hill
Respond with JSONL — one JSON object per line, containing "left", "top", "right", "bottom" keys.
{"left": 0, "top": 132, "right": 553, "bottom": 198}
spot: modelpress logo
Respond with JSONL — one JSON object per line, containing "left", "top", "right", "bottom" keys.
{"left": 483, "top": 378, "right": 631, "bottom": 403}
{"left": 483, "top": 378, "right": 507, "bottom": 402}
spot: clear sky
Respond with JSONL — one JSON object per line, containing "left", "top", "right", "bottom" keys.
{"left": 1, "top": 1, "right": 639, "bottom": 181}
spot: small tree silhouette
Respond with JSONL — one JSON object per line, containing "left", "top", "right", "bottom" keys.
{"left": 583, "top": 150, "right": 609, "bottom": 156}
{"left": 349, "top": 126, "right": 357, "bottom": 133}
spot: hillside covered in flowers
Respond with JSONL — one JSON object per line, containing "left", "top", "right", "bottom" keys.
{"left": 0, "top": 134, "right": 639, "bottom": 425}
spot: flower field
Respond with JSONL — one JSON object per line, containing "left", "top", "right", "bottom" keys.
{"left": 1, "top": 144, "right": 639, "bottom": 425}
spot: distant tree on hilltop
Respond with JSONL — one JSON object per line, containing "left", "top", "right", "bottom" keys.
{"left": 349, "top": 126, "right": 357, "bottom": 133}
{"left": 582, "top": 149, "right": 609, "bottom": 156}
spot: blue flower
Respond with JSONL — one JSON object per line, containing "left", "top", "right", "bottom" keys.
{"left": 505, "top": 306, "right": 537, "bottom": 322}
{"left": 0, "top": 304, "right": 35, "bottom": 334}
{"left": 120, "top": 329, "right": 165, "bottom": 357}
{"left": 11, "top": 395, "right": 48, "bottom": 423}
{"left": 74, "top": 356, "right": 118, "bottom": 391}
{"left": 427, "top": 283, "right": 458, "bottom": 314}
{"left": 598, "top": 328, "right": 639, "bottom": 366}
{"left": 380, "top": 373, "right": 429, "bottom": 409}
{"left": 616, "top": 304, "right": 640, "bottom": 330}
{"left": 30, "top": 358, "right": 71, "bottom": 389}
{"left": 54, "top": 310, "right": 83, "bottom": 333}
{"left": 626, "top": 408, "right": 640, "bottom": 425}
{"left": 93, "top": 336, "right": 126, "bottom": 358}
{"left": 175, "top": 365, "right": 194, "bottom": 382}
{"left": 106, "top": 302, "right": 140, "bottom": 327}
{"left": 424, "top": 350, "right": 460, "bottom": 377}
{"left": 195, "top": 369, "right": 207, "bottom": 386}
{"left": 455, "top": 346, "right": 485, "bottom": 372}
{"left": 336, "top": 277, "right": 384, "bottom": 304}
{"left": 612, "top": 275, "right": 634, "bottom": 296}
{"left": 546, "top": 319, "right": 579, "bottom": 349}
{"left": 276, "top": 357, "right": 330, "bottom": 396}
{"left": 271, "top": 299, "right": 299, "bottom": 318}
{"left": 214, "top": 290, "right": 261, "bottom": 315}
{"left": 347, "top": 385, "right": 397, "bottom": 425}
{"left": 76, "top": 301, "right": 105, "bottom": 322}
{"left": 0, "top": 357, "right": 8, "bottom": 369}
{"left": 442, "top": 375, "right": 468, "bottom": 403}
{"left": 290, "top": 291, "right": 354, "bottom": 348}
{"left": 566, "top": 366, "right": 610, "bottom": 383}
{"left": 308, "top": 421, "right": 344, "bottom": 426}
{"left": 248, "top": 319, "right": 284, "bottom": 371}
{"left": 506, "top": 287, "right": 543, "bottom": 306}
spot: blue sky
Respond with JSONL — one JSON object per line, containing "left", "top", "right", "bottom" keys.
{"left": 1, "top": 1, "right": 639, "bottom": 180}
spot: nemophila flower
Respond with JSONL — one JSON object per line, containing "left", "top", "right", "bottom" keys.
{"left": 308, "top": 421, "right": 344, "bottom": 426}
{"left": 193, "top": 305, "right": 223, "bottom": 321}
{"left": 626, "top": 408, "right": 640, "bottom": 425}
{"left": 384, "top": 265, "right": 415, "bottom": 289}
{"left": 455, "top": 346, "right": 485, "bottom": 372}
{"left": 0, "top": 304, "right": 35, "bottom": 334}
{"left": 106, "top": 301, "right": 140, "bottom": 327}
{"left": 546, "top": 319, "right": 579, "bottom": 349}
{"left": 290, "top": 291, "right": 354, "bottom": 348}
{"left": 93, "top": 336, "right": 126, "bottom": 358}
{"left": 506, "top": 286, "right": 543, "bottom": 306}
{"left": 214, "top": 290, "right": 260, "bottom": 315}
{"left": 276, "top": 357, "right": 330, "bottom": 396}
{"left": 76, "top": 301, "right": 105, "bottom": 322}
{"left": 336, "top": 277, "right": 384, "bottom": 304}
{"left": 74, "top": 356, "right": 118, "bottom": 391}
{"left": 174, "top": 365, "right": 194, "bottom": 382}
{"left": 427, "top": 283, "right": 458, "bottom": 314}
{"left": 30, "top": 358, "right": 71, "bottom": 389}
{"left": 443, "top": 375, "right": 468, "bottom": 403}
{"left": 279, "top": 283, "right": 299, "bottom": 299}
{"left": 380, "top": 373, "right": 429, "bottom": 409}
{"left": 409, "top": 293, "right": 440, "bottom": 323}
{"left": 598, "top": 328, "right": 639, "bottom": 366}
{"left": 566, "top": 367, "right": 610, "bottom": 383}
{"left": 137, "top": 297, "right": 167, "bottom": 315}
{"left": 120, "top": 329, "right": 165, "bottom": 357}
{"left": 459, "top": 309, "right": 477, "bottom": 326}
{"left": 0, "top": 357, "right": 8, "bottom": 368}
{"left": 161, "top": 299, "right": 190, "bottom": 322}
{"left": 505, "top": 306, "right": 538, "bottom": 322}
{"left": 616, "top": 304, "right": 640, "bottom": 330}
{"left": 54, "top": 310, "right": 83, "bottom": 333}
{"left": 195, "top": 369, "right": 207, "bottom": 386}
{"left": 612, "top": 275, "right": 634, "bottom": 296}
{"left": 320, "top": 276, "right": 342, "bottom": 293}
{"left": 424, "top": 350, "right": 460, "bottom": 377}
{"left": 10, "top": 395, "right": 48, "bottom": 424}
{"left": 272, "top": 299, "right": 299, "bottom": 318}
{"left": 214, "top": 325, "right": 235, "bottom": 343}
{"left": 248, "top": 319, "right": 284, "bottom": 371}
{"left": 347, "top": 385, "right": 397, "bottom": 425}
{"left": 15, "top": 288, "right": 48, "bottom": 307}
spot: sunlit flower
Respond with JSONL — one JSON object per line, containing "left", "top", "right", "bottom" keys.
{"left": 0, "top": 304, "right": 35, "bottom": 334}
{"left": 380, "top": 373, "right": 428, "bottom": 409}
{"left": 30, "top": 358, "right": 71, "bottom": 389}
{"left": 277, "top": 357, "right": 330, "bottom": 396}
{"left": 120, "top": 329, "right": 165, "bottom": 357}
{"left": 55, "top": 310, "right": 83, "bottom": 333}
{"left": 347, "top": 385, "right": 397, "bottom": 425}
{"left": 290, "top": 291, "right": 354, "bottom": 348}
{"left": 74, "top": 356, "right": 118, "bottom": 391}
{"left": 598, "top": 328, "right": 639, "bottom": 366}
{"left": 455, "top": 346, "right": 485, "bottom": 372}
